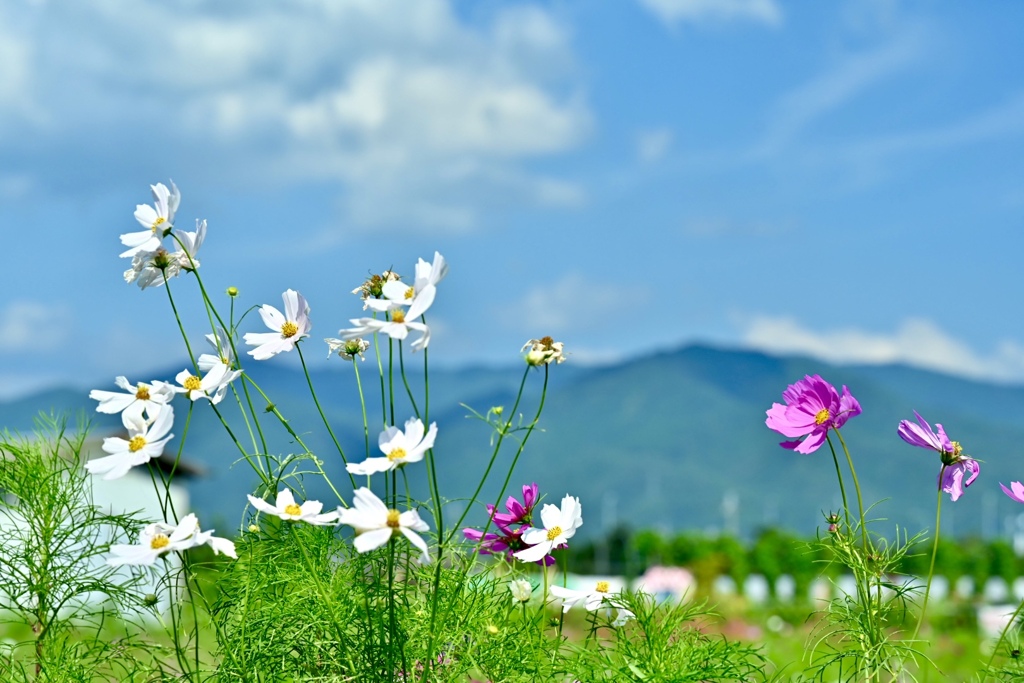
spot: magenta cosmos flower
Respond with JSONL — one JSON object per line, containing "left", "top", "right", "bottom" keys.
{"left": 462, "top": 483, "right": 555, "bottom": 566}
{"left": 765, "top": 375, "right": 861, "bottom": 454}
{"left": 898, "top": 411, "right": 979, "bottom": 502}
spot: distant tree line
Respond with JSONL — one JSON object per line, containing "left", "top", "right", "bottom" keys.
{"left": 565, "top": 526, "right": 1024, "bottom": 600}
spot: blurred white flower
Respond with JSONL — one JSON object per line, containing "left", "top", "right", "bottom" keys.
{"left": 513, "top": 494, "right": 582, "bottom": 563}
{"left": 123, "top": 248, "right": 181, "bottom": 289}
{"left": 174, "top": 219, "right": 206, "bottom": 272}
{"left": 337, "top": 487, "right": 431, "bottom": 563}
{"left": 244, "top": 289, "right": 311, "bottom": 360}
{"left": 509, "top": 579, "right": 533, "bottom": 603}
{"left": 324, "top": 337, "right": 370, "bottom": 361}
{"left": 523, "top": 337, "right": 567, "bottom": 366}
{"left": 85, "top": 407, "right": 175, "bottom": 480}
{"left": 347, "top": 418, "right": 437, "bottom": 476}
{"left": 120, "top": 181, "right": 180, "bottom": 258}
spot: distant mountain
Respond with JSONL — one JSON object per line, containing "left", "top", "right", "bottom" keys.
{"left": 4, "top": 344, "right": 1024, "bottom": 541}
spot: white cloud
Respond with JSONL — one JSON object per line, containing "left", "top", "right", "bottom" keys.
{"left": 741, "top": 315, "right": 1024, "bottom": 382}
{"left": 636, "top": 0, "right": 782, "bottom": 27}
{"left": 506, "top": 273, "right": 643, "bottom": 333}
{"left": 0, "top": 0, "right": 590, "bottom": 231}
{"left": 0, "top": 301, "right": 71, "bottom": 353}
{"left": 636, "top": 128, "right": 674, "bottom": 163}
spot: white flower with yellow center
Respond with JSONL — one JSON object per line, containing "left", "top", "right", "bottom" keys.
{"left": 120, "top": 181, "right": 181, "bottom": 258}
{"left": 513, "top": 494, "right": 582, "bottom": 563}
{"left": 85, "top": 408, "right": 175, "bottom": 481}
{"left": 522, "top": 337, "right": 567, "bottom": 366}
{"left": 339, "top": 296, "right": 431, "bottom": 352}
{"left": 171, "top": 362, "right": 241, "bottom": 405}
{"left": 549, "top": 581, "right": 618, "bottom": 612}
{"left": 89, "top": 376, "right": 174, "bottom": 429}
{"left": 198, "top": 327, "right": 236, "bottom": 374}
{"left": 337, "top": 487, "right": 431, "bottom": 563}
{"left": 247, "top": 489, "right": 328, "bottom": 523}
{"left": 244, "top": 289, "right": 312, "bottom": 360}
{"left": 107, "top": 513, "right": 236, "bottom": 566}
{"left": 347, "top": 418, "right": 438, "bottom": 476}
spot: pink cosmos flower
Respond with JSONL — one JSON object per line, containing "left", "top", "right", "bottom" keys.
{"left": 898, "top": 411, "right": 979, "bottom": 502}
{"left": 765, "top": 375, "right": 861, "bottom": 454}
{"left": 1000, "top": 481, "right": 1024, "bottom": 504}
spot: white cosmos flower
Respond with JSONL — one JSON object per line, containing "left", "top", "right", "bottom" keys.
{"left": 340, "top": 303, "right": 431, "bottom": 352}
{"left": 347, "top": 418, "right": 437, "bottom": 476}
{"left": 173, "top": 219, "right": 206, "bottom": 272}
{"left": 513, "top": 494, "right": 582, "bottom": 563}
{"left": 365, "top": 252, "right": 447, "bottom": 316}
{"left": 247, "top": 489, "right": 331, "bottom": 523}
{"left": 509, "top": 579, "right": 533, "bottom": 603}
{"left": 85, "top": 408, "right": 175, "bottom": 480}
{"left": 89, "top": 376, "right": 174, "bottom": 429}
{"left": 107, "top": 513, "right": 236, "bottom": 566}
{"left": 198, "top": 327, "right": 236, "bottom": 374}
{"left": 120, "top": 181, "right": 181, "bottom": 258}
{"left": 244, "top": 289, "right": 311, "bottom": 360}
{"left": 123, "top": 248, "right": 182, "bottom": 289}
{"left": 171, "top": 363, "right": 241, "bottom": 405}
{"left": 338, "top": 487, "right": 431, "bottom": 563}
{"left": 549, "top": 582, "right": 634, "bottom": 625}
{"left": 324, "top": 336, "right": 370, "bottom": 361}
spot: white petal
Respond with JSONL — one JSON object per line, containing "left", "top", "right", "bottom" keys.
{"left": 353, "top": 528, "right": 392, "bottom": 554}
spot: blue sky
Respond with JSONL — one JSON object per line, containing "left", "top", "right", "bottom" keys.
{"left": 2, "top": 0, "right": 1024, "bottom": 399}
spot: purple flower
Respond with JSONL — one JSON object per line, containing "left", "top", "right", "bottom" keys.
{"left": 765, "top": 375, "right": 861, "bottom": 454}
{"left": 462, "top": 483, "right": 554, "bottom": 566}
{"left": 491, "top": 483, "right": 538, "bottom": 531}
{"left": 1001, "top": 481, "right": 1024, "bottom": 504}
{"left": 898, "top": 411, "right": 979, "bottom": 502}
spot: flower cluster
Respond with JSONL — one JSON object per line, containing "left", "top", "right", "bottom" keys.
{"left": 463, "top": 486, "right": 582, "bottom": 566}
{"left": 119, "top": 182, "right": 209, "bottom": 289}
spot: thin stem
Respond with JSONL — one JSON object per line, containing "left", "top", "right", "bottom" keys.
{"left": 834, "top": 428, "right": 870, "bottom": 554}
{"left": 297, "top": 344, "right": 357, "bottom": 489}
{"left": 353, "top": 359, "right": 371, "bottom": 459}
{"left": 825, "top": 434, "right": 852, "bottom": 532}
{"left": 983, "top": 597, "right": 1024, "bottom": 681}
{"left": 912, "top": 469, "right": 945, "bottom": 643}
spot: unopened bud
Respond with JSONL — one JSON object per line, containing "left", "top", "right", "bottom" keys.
{"left": 227, "top": 286, "right": 239, "bottom": 297}
{"left": 248, "top": 524, "right": 259, "bottom": 533}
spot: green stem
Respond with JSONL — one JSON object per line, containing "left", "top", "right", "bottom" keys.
{"left": 912, "top": 469, "right": 945, "bottom": 643}
{"left": 297, "top": 344, "right": 357, "bottom": 489}
{"left": 353, "top": 359, "right": 371, "bottom": 459}
{"left": 982, "top": 597, "right": 1024, "bottom": 682}
{"left": 825, "top": 434, "right": 852, "bottom": 532}
{"left": 834, "top": 428, "right": 870, "bottom": 554}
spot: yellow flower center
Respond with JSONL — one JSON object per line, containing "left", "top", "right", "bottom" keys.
{"left": 391, "top": 310, "right": 406, "bottom": 324}
{"left": 220, "top": 356, "right": 230, "bottom": 365}
{"left": 135, "top": 384, "right": 151, "bottom": 400}
{"left": 595, "top": 581, "right": 610, "bottom": 593}
{"left": 546, "top": 526, "right": 562, "bottom": 541}
{"left": 386, "top": 509, "right": 401, "bottom": 528}
{"left": 814, "top": 409, "right": 830, "bottom": 425}
{"left": 183, "top": 375, "right": 202, "bottom": 391}
{"left": 404, "top": 286, "right": 415, "bottom": 300}
{"left": 281, "top": 321, "right": 299, "bottom": 338}
{"left": 150, "top": 534, "right": 170, "bottom": 550}
{"left": 151, "top": 216, "right": 166, "bottom": 233}
{"left": 387, "top": 447, "right": 407, "bottom": 462}
{"left": 284, "top": 503, "right": 302, "bottom": 516}
{"left": 128, "top": 436, "right": 147, "bottom": 452}
{"left": 952, "top": 441, "right": 963, "bottom": 457}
